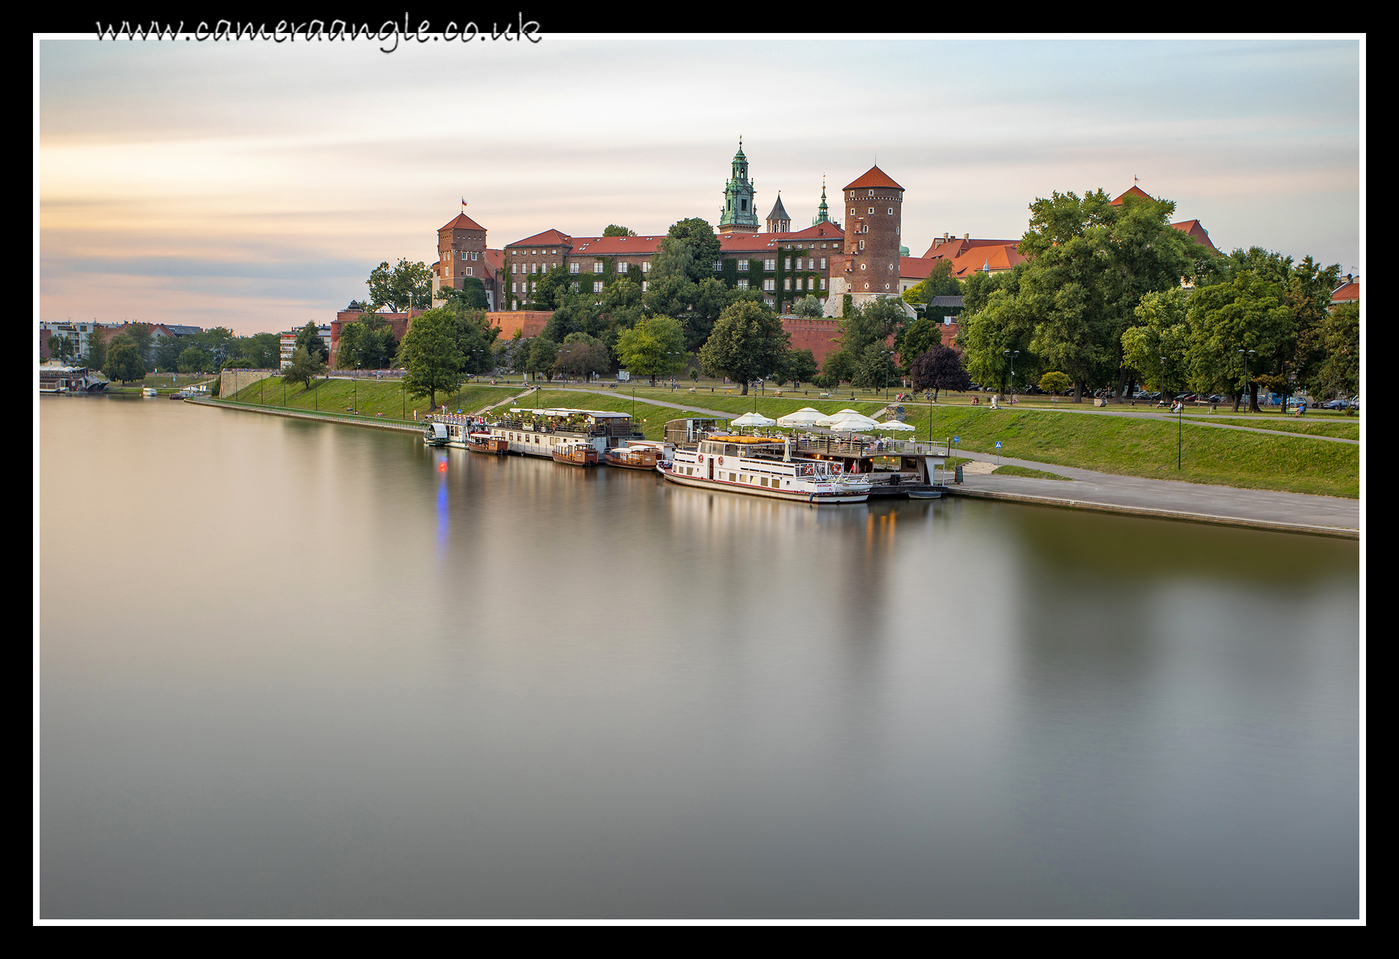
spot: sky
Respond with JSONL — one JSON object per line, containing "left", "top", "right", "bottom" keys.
{"left": 37, "top": 32, "right": 1363, "bottom": 337}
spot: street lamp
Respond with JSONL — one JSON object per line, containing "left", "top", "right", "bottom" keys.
{"left": 1238, "top": 349, "right": 1256, "bottom": 412}
{"left": 1003, "top": 350, "right": 1020, "bottom": 407}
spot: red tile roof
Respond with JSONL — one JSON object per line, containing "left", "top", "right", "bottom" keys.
{"left": 1171, "top": 219, "right": 1218, "bottom": 253}
{"left": 440, "top": 213, "right": 487, "bottom": 232}
{"left": 1110, "top": 186, "right": 1153, "bottom": 205}
{"left": 509, "top": 229, "right": 575, "bottom": 248}
{"left": 1331, "top": 281, "right": 1359, "bottom": 304}
{"left": 717, "top": 222, "right": 846, "bottom": 253}
{"left": 844, "top": 166, "right": 904, "bottom": 192}
{"left": 568, "top": 235, "right": 666, "bottom": 255}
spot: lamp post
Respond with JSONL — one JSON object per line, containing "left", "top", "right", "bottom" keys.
{"left": 1003, "top": 349, "right": 1019, "bottom": 407}
{"left": 1238, "top": 349, "right": 1256, "bottom": 412}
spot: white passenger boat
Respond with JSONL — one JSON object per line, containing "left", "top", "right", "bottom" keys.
{"left": 666, "top": 435, "right": 873, "bottom": 504}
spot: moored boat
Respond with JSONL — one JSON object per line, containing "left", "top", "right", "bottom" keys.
{"left": 603, "top": 445, "right": 664, "bottom": 471}
{"left": 465, "top": 432, "right": 509, "bottom": 455}
{"left": 552, "top": 441, "right": 599, "bottom": 467}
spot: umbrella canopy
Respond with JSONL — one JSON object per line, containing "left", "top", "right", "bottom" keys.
{"left": 730, "top": 411, "right": 777, "bottom": 427}
{"left": 872, "top": 420, "right": 915, "bottom": 431}
{"left": 819, "top": 412, "right": 879, "bottom": 430}
{"left": 775, "top": 408, "right": 826, "bottom": 427}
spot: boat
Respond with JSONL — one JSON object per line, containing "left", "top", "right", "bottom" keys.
{"left": 423, "top": 421, "right": 449, "bottom": 446}
{"left": 485, "top": 408, "right": 643, "bottom": 460}
{"left": 465, "top": 432, "right": 509, "bottom": 455}
{"left": 552, "top": 441, "right": 599, "bottom": 467}
{"left": 142, "top": 387, "right": 159, "bottom": 397}
{"left": 662, "top": 419, "right": 948, "bottom": 504}
{"left": 603, "top": 443, "right": 667, "bottom": 471}
{"left": 666, "top": 434, "right": 872, "bottom": 504}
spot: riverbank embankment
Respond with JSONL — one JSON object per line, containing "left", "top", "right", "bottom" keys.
{"left": 192, "top": 394, "right": 1360, "bottom": 539}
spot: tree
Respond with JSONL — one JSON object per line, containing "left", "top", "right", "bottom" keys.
{"left": 102, "top": 334, "right": 146, "bottom": 384}
{"left": 452, "top": 307, "right": 500, "bottom": 376}
{"left": 779, "top": 349, "right": 818, "bottom": 388}
{"left": 901, "top": 258, "right": 962, "bottom": 317}
{"left": 295, "top": 322, "right": 329, "bottom": 366}
{"left": 524, "top": 337, "right": 558, "bottom": 376}
{"left": 1185, "top": 270, "right": 1291, "bottom": 412}
{"left": 240, "top": 332, "right": 281, "bottom": 369}
{"left": 894, "top": 316, "right": 942, "bottom": 367}
{"left": 368, "top": 258, "right": 433, "bottom": 312}
{"left": 665, "top": 217, "right": 721, "bottom": 283}
{"left": 1121, "top": 287, "right": 1193, "bottom": 396}
{"left": 973, "top": 189, "right": 1203, "bottom": 401}
{"left": 615, "top": 315, "right": 687, "bottom": 385}
{"left": 699, "top": 300, "right": 788, "bottom": 395}
{"left": 83, "top": 328, "right": 108, "bottom": 371}
{"left": 437, "top": 279, "right": 489, "bottom": 311}
{"left": 282, "top": 345, "right": 326, "bottom": 388}
{"left": 909, "top": 345, "right": 971, "bottom": 401}
{"left": 396, "top": 308, "right": 465, "bottom": 408}
{"left": 555, "top": 333, "right": 611, "bottom": 380}
{"left": 838, "top": 297, "right": 907, "bottom": 357}
{"left": 603, "top": 224, "right": 637, "bottom": 237}
{"left": 1310, "top": 302, "right": 1359, "bottom": 401}
{"left": 1039, "top": 371, "right": 1072, "bottom": 396}
{"left": 791, "top": 295, "right": 824, "bottom": 318}
{"left": 177, "top": 347, "right": 211, "bottom": 374}
{"left": 851, "top": 343, "right": 898, "bottom": 391}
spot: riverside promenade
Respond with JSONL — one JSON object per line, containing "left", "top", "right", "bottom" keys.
{"left": 194, "top": 393, "right": 1360, "bottom": 539}
{"left": 948, "top": 450, "right": 1359, "bottom": 539}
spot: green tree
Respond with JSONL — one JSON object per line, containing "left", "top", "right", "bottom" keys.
{"left": 282, "top": 345, "right": 327, "bottom": 388}
{"left": 83, "top": 328, "right": 108, "bottom": 371}
{"left": 603, "top": 224, "right": 637, "bottom": 237}
{"left": 895, "top": 316, "right": 943, "bottom": 367}
{"left": 555, "top": 333, "right": 611, "bottom": 380}
{"left": 699, "top": 300, "right": 789, "bottom": 395}
{"left": 368, "top": 258, "right": 433, "bottom": 312}
{"left": 665, "top": 218, "right": 721, "bottom": 283}
{"left": 851, "top": 343, "right": 898, "bottom": 391}
{"left": 295, "top": 322, "right": 329, "bottom": 365}
{"left": 1038, "top": 371, "right": 1072, "bottom": 395}
{"left": 240, "top": 332, "right": 281, "bottom": 369}
{"left": 615, "top": 315, "right": 687, "bottom": 385}
{"left": 1310, "top": 301, "right": 1359, "bottom": 401}
{"left": 1185, "top": 270, "right": 1291, "bottom": 412}
{"left": 396, "top": 308, "right": 465, "bottom": 408}
{"left": 177, "top": 347, "right": 211, "bottom": 374}
{"left": 977, "top": 189, "right": 1204, "bottom": 401}
{"left": 102, "top": 334, "right": 146, "bottom": 384}
{"left": 525, "top": 337, "right": 558, "bottom": 377}
{"left": 436, "top": 279, "right": 489, "bottom": 311}
{"left": 791, "top": 295, "right": 824, "bottom": 318}
{"left": 838, "top": 297, "right": 908, "bottom": 358}
{"left": 779, "top": 349, "right": 818, "bottom": 388}
{"left": 1121, "top": 287, "right": 1192, "bottom": 396}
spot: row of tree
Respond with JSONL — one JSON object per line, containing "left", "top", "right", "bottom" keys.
{"left": 951, "top": 190, "right": 1358, "bottom": 410}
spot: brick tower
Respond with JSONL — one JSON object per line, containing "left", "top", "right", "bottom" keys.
{"left": 825, "top": 165, "right": 912, "bottom": 317}
{"left": 434, "top": 209, "right": 492, "bottom": 307}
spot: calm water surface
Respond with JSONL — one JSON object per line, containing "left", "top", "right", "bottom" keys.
{"left": 39, "top": 397, "right": 1361, "bottom": 918}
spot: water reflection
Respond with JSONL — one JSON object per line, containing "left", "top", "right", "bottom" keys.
{"left": 39, "top": 399, "right": 1360, "bottom": 918}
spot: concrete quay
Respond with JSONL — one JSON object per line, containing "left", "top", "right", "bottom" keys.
{"left": 946, "top": 451, "right": 1360, "bottom": 539}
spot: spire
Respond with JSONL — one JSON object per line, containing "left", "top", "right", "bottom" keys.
{"left": 812, "top": 177, "right": 832, "bottom": 226}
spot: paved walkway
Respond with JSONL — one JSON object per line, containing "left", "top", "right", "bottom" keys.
{"left": 947, "top": 450, "right": 1359, "bottom": 538}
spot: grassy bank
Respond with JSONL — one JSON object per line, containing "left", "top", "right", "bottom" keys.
{"left": 216, "top": 377, "right": 1359, "bottom": 499}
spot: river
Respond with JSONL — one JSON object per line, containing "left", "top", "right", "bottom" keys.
{"left": 38, "top": 396, "right": 1361, "bottom": 919}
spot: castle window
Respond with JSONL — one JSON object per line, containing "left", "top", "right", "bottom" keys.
{"left": 618, "top": 261, "right": 628, "bottom": 274}
{"left": 570, "top": 263, "right": 579, "bottom": 274}
{"left": 714, "top": 260, "right": 722, "bottom": 271}
{"left": 764, "top": 259, "right": 775, "bottom": 271}
{"left": 820, "top": 258, "right": 827, "bottom": 269}
{"left": 594, "top": 261, "right": 603, "bottom": 274}
{"left": 784, "top": 278, "right": 791, "bottom": 291}
{"left": 466, "top": 268, "right": 473, "bottom": 277}
{"left": 784, "top": 258, "right": 791, "bottom": 270}
{"left": 737, "top": 279, "right": 749, "bottom": 290}
{"left": 869, "top": 208, "right": 875, "bottom": 215}
{"left": 763, "top": 279, "right": 775, "bottom": 292}
{"left": 737, "top": 260, "right": 748, "bottom": 271}
{"left": 642, "top": 261, "right": 650, "bottom": 273}
{"left": 594, "top": 281, "right": 603, "bottom": 293}
{"left": 511, "top": 264, "right": 517, "bottom": 274}
{"left": 642, "top": 282, "right": 649, "bottom": 292}
{"left": 820, "top": 279, "right": 827, "bottom": 290}
{"left": 888, "top": 208, "right": 893, "bottom": 215}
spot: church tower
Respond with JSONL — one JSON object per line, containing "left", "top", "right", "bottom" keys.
{"left": 719, "top": 140, "right": 760, "bottom": 234}
{"left": 766, "top": 194, "right": 791, "bottom": 234}
{"left": 812, "top": 178, "right": 834, "bottom": 226}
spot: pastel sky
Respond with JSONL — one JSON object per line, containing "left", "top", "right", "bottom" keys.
{"left": 38, "top": 33, "right": 1363, "bottom": 337}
